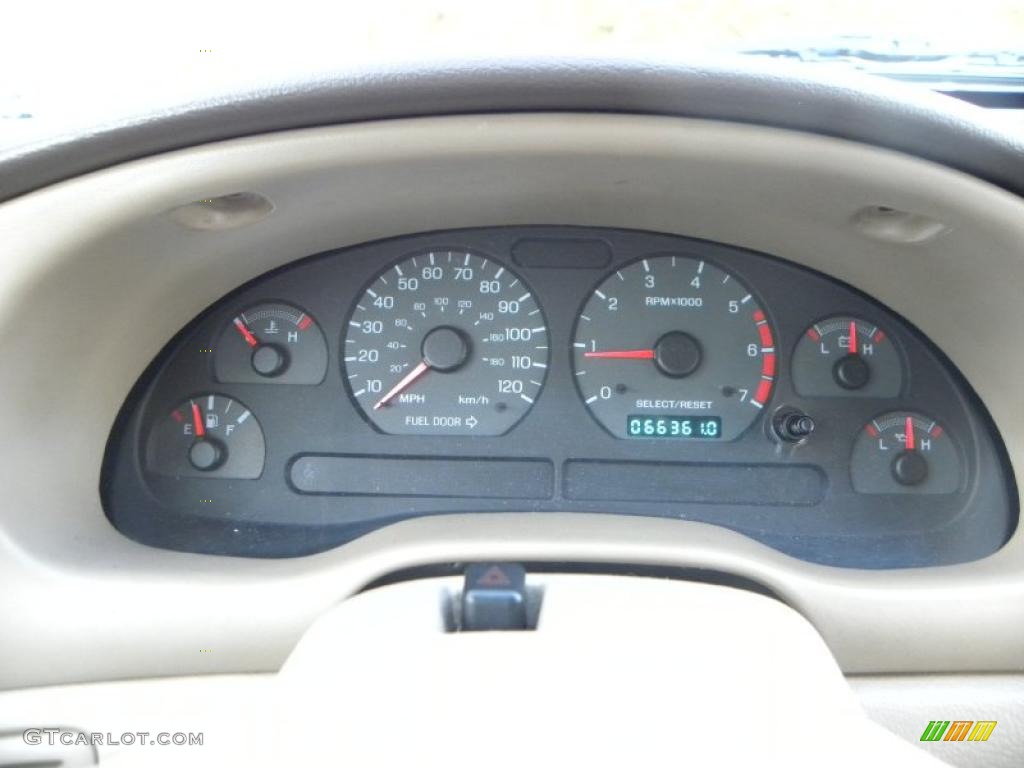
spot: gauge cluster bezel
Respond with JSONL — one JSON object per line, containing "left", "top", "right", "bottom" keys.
{"left": 101, "top": 226, "right": 1017, "bottom": 566}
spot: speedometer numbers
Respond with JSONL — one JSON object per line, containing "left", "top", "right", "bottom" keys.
{"left": 344, "top": 251, "right": 549, "bottom": 435}
{"left": 573, "top": 256, "right": 776, "bottom": 441}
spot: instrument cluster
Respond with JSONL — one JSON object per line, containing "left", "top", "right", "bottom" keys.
{"left": 102, "top": 227, "right": 1016, "bottom": 566}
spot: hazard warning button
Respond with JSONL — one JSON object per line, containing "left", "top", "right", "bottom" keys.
{"left": 461, "top": 563, "right": 528, "bottom": 631}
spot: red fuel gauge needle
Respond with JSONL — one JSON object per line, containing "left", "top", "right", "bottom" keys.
{"left": 232, "top": 317, "right": 259, "bottom": 348}
{"left": 905, "top": 415, "right": 915, "bottom": 451}
{"left": 373, "top": 360, "right": 431, "bottom": 410}
{"left": 191, "top": 401, "right": 206, "bottom": 438}
{"left": 583, "top": 349, "right": 656, "bottom": 360}
{"left": 849, "top": 320, "right": 858, "bottom": 355}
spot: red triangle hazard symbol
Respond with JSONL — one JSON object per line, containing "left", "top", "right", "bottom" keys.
{"left": 476, "top": 565, "right": 512, "bottom": 587}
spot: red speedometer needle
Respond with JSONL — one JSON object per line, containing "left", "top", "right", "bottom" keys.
{"left": 905, "top": 416, "right": 915, "bottom": 451}
{"left": 191, "top": 401, "right": 206, "bottom": 438}
{"left": 373, "top": 360, "right": 431, "bottom": 410}
{"left": 583, "top": 349, "right": 656, "bottom": 360}
{"left": 233, "top": 317, "right": 259, "bottom": 348}
{"left": 849, "top": 320, "right": 858, "bottom": 355}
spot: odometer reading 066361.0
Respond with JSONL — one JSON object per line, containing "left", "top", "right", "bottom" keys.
{"left": 627, "top": 415, "right": 722, "bottom": 439}
{"left": 573, "top": 255, "right": 776, "bottom": 441}
{"left": 344, "top": 250, "right": 549, "bottom": 435}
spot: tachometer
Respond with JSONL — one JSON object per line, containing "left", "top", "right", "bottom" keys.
{"left": 573, "top": 255, "right": 775, "bottom": 440}
{"left": 344, "top": 250, "right": 548, "bottom": 435}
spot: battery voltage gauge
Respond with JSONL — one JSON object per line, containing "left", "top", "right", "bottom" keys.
{"left": 792, "top": 316, "right": 903, "bottom": 398}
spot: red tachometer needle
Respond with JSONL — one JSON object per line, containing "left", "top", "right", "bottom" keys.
{"left": 373, "top": 360, "right": 431, "bottom": 410}
{"left": 849, "top": 320, "right": 858, "bottom": 355}
{"left": 583, "top": 349, "right": 656, "bottom": 360}
{"left": 904, "top": 416, "right": 915, "bottom": 451}
{"left": 191, "top": 401, "right": 206, "bottom": 438}
{"left": 233, "top": 317, "right": 259, "bottom": 348}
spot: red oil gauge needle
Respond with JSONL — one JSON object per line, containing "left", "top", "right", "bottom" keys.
{"left": 583, "top": 349, "right": 656, "bottom": 360}
{"left": 232, "top": 317, "right": 259, "bottom": 348}
{"left": 904, "top": 415, "right": 915, "bottom": 451}
{"left": 849, "top": 320, "right": 858, "bottom": 355}
{"left": 191, "top": 401, "right": 206, "bottom": 438}
{"left": 373, "top": 360, "right": 431, "bottom": 410}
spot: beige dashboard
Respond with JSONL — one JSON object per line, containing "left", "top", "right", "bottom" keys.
{"left": 0, "top": 112, "right": 1022, "bottom": 765}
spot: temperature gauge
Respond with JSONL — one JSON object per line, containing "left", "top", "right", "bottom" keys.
{"left": 146, "top": 394, "right": 265, "bottom": 479}
{"left": 792, "top": 316, "right": 902, "bottom": 397}
{"left": 851, "top": 411, "right": 961, "bottom": 494}
{"left": 214, "top": 302, "right": 328, "bottom": 384}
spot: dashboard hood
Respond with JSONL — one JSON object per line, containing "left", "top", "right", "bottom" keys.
{"left": 2, "top": 56, "right": 1024, "bottom": 203}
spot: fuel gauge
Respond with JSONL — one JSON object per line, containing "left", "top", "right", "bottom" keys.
{"left": 146, "top": 394, "right": 265, "bottom": 479}
{"left": 214, "top": 302, "right": 328, "bottom": 384}
{"left": 792, "top": 316, "right": 902, "bottom": 397}
{"left": 851, "top": 411, "right": 961, "bottom": 494}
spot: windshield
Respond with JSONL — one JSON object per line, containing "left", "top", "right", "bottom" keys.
{"left": 3, "top": 0, "right": 1022, "bottom": 152}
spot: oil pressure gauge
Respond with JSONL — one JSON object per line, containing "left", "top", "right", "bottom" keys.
{"left": 145, "top": 394, "right": 265, "bottom": 479}
{"left": 792, "top": 316, "right": 903, "bottom": 397}
{"left": 850, "top": 411, "right": 961, "bottom": 495}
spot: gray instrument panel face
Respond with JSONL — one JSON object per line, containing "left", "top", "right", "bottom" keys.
{"left": 101, "top": 227, "right": 1017, "bottom": 566}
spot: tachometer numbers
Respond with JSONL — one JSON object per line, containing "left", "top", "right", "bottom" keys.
{"left": 344, "top": 250, "right": 549, "bottom": 435}
{"left": 146, "top": 394, "right": 265, "bottom": 479}
{"left": 792, "top": 316, "right": 902, "bottom": 397}
{"left": 214, "top": 302, "right": 328, "bottom": 384}
{"left": 573, "top": 255, "right": 775, "bottom": 440}
{"left": 851, "top": 412, "right": 961, "bottom": 494}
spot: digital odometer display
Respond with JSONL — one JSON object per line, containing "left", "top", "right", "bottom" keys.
{"left": 344, "top": 250, "right": 549, "bottom": 435}
{"left": 626, "top": 415, "right": 721, "bottom": 439}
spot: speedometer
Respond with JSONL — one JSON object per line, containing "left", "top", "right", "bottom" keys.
{"left": 572, "top": 255, "right": 775, "bottom": 441}
{"left": 344, "top": 250, "right": 548, "bottom": 435}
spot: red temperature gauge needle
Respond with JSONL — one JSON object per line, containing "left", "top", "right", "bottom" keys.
{"left": 849, "top": 320, "right": 858, "bottom": 355}
{"left": 583, "top": 349, "right": 656, "bottom": 360}
{"left": 232, "top": 317, "right": 259, "bottom": 348}
{"left": 904, "top": 416, "right": 915, "bottom": 451}
{"left": 373, "top": 360, "right": 431, "bottom": 410}
{"left": 191, "top": 401, "right": 206, "bottom": 438}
